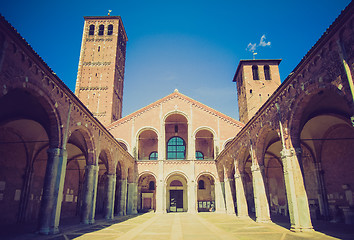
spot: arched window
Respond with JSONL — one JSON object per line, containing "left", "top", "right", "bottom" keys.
{"left": 198, "top": 180, "right": 205, "bottom": 189}
{"left": 98, "top": 24, "right": 104, "bottom": 35}
{"left": 89, "top": 25, "right": 95, "bottom": 35}
{"left": 252, "top": 65, "right": 259, "bottom": 80}
{"left": 167, "top": 136, "right": 185, "bottom": 159}
{"left": 196, "top": 151, "right": 204, "bottom": 160}
{"left": 149, "top": 151, "right": 158, "bottom": 160}
{"left": 264, "top": 65, "right": 271, "bottom": 80}
{"left": 107, "top": 24, "right": 113, "bottom": 35}
{"left": 149, "top": 181, "right": 155, "bottom": 190}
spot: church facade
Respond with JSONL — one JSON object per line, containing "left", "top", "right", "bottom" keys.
{"left": 0, "top": 1, "right": 353, "bottom": 235}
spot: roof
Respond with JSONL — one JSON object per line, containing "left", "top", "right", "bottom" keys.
{"left": 233, "top": 59, "right": 282, "bottom": 82}
{"left": 107, "top": 90, "right": 244, "bottom": 129}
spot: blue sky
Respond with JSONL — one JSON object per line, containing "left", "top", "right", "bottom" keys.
{"left": 1, "top": 0, "right": 351, "bottom": 120}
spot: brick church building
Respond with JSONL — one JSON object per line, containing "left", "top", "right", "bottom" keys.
{"left": 0, "top": 2, "right": 353, "bottom": 235}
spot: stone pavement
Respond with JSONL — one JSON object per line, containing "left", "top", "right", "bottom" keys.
{"left": 3, "top": 212, "right": 354, "bottom": 240}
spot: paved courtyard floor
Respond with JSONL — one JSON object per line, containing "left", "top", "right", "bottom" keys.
{"left": 3, "top": 212, "right": 354, "bottom": 240}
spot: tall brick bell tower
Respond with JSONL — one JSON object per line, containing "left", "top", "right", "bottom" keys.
{"left": 233, "top": 59, "right": 281, "bottom": 123}
{"left": 75, "top": 15, "right": 127, "bottom": 125}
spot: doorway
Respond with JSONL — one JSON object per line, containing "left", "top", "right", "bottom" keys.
{"left": 170, "top": 190, "right": 183, "bottom": 212}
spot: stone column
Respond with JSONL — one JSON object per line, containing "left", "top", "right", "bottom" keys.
{"left": 281, "top": 148, "right": 313, "bottom": 232}
{"left": 223, "top": 166, "right": 235, "bottom": 214}
{"left": 127, "top": 182, "right": 137, "bottom": 214}
{"left": 215, "top": 180, "right": 226, "bottom": 213}
{"left": 39, "top": 148, "right": 67, "bottom": 234}
{"left": 187, "top": 180, "right": 197, "bottom": 213}
{"left": 105, "top": 174, "right": 116, "bottom": 220}
{"left": 119, "top": 178, "right": 128, "bottom": 216}
{"left": 89, "top": 165, "right": 99, "bottom": 224}
{"left": 234, "top": 172, "right": 248, "bottom": 218}
{"left": 251, "top": 163, "right": 271, "bottom": 223}
{"left": 132, "top": 182, "right": 138, "bottom": 214}
{"left": 81, "top": 164, "right": 98, "bottom": 224}
{"left": 156, "top": 158, "right": 165, "bottom": 213}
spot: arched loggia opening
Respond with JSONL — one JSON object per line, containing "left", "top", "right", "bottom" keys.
{"left": 0, "top": 89, "right": 59, "bottom": 233}
{"left": 166, "top": 173, "right": 188, "bottom": 212}
{"left": 195, "top": 129, "right": 214, "bottom": 160}
{"left": 165, "top": 114, "right": 188, "bottom": 159}
{"left": 137, "top": 173, "right": 156, "bottom": 212}
{"left": 197, "top": 174, "right": 215, "bottom": 212}
{"left": 138, "top": 130, "right": 158, "bottom": 160}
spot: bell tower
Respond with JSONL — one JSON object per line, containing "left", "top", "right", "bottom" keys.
{"left": 75, "top": 15, "right": 127, "bottom": 125}
{"left": 233, "top": 59, "right": 281, "bottom": 123}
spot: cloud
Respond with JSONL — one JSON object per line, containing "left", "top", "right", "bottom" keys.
{"left": 246, "top": 34, "right": 271, "bottom": 52}
{"left": 246, "top": 43, "right": 257, "bottom": 52}
{"left": 259, "top": 34, "right": 271, "bottom": 47}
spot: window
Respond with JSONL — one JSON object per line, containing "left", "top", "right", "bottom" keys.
{"left": 198, "top": 180, "right": 205, "bottom": 189}
{"left": 89, "top": 25, "right": 95, "bottom": 35}
{"left": 196, "top": 151, "right": 204, "bottom": 160}
{"left": 167, "top": 136, "right": 185, "bottom": 159}
{"left": 98, "top": 24, "right": 104, "bottom": 35}
{"left": 264, "top": 65, "right": 271, "bottom": 80}
{"left": 107, "top": 24, "right": 113, "bottom": 35}
{"left": 252, "top": 65, "right": 259, "bottom": 80}
{"left": 149, "top": 151, "right": 158, "bottom": 160}
{"left": 149, "top": 181, "right": 155, "bottom": 190}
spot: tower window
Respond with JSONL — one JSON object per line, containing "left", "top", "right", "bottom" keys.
{"left": 98, "top": 24, "right": 104, "bottom": 35}
{"left": 196, "top": 151, "right": 204, "bottom": 160}
{"left": 149, "top": 181, "right": 155, "bottom": 190}
{"left": 98, "top": 46, "right": 100, "bottom": 52}
{"left": 107, "top": 24, "right": 113, "bottom": 35}
{"left": 198, "top": 180, "right": 205, "bottom": 189}
{"left": 252, "top": 65, "right": 259, "bottom": 80}
{"left": 264, "top": 65, "right": 271, "bottom": 80}
{"left": 149, "top": 151, "right": 158, "bottom": 160}
{"left": 167, "top": 136, "right": 185, "bottom": 160}
{"left": 89, "top": 25, "right": 95, "bottom": 35}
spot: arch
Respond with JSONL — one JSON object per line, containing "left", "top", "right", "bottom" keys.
{"left": 88, "top": 24, "right": 95, "bottom": 35}
{"left": 163, "top": 110, "right": 189, "bottom": 122}
{"left": 165, "top": 172, "right": 188, "bottom": 212}
{"left": 195, "top": 128, "right": 214, "bottom": 160}
{"left": 116, "top": 138, "right": 129, "bottom": 152}
{"left": 67, "top": 126, "right": 95, "bottom": 165}
{"left": 196, "top": 173, "right": 216, "bottom": 212}
{"left": 166, "top": 136, "right": 186, "bottom": 160}
{"left": 223, "top": 138, "right": 234, "bottom": 150}
{"left": 193, "top": 126, "right": 217, "bottom": 138}
{"left": 137, "top": 128, "right": 158, "bottom": 160}
{"left": 164, "top": 171, "right": 189, "bottom": 184}
{"left": 138, "top": 173, "right": 157, "bottom": 212}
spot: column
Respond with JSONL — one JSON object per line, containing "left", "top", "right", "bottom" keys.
{"left": 234, "top": 172, "right": 248, "bottom": 218}
{"left": 155, "top": 158, "right": 165, "bottom": 213}
{"left": 119, "top": 178, "right": 128, "bottom": 216}
{"left": 81, "top": 165, "right": 97, "bottom": 224}
{"left": 38, "top": 148, "right": 67, "bottom": 234}
{"left": 89, "top": 165, "right": 99, "bottom": 224}
{"left": 127, "top": 182, "right": 137, "bottom": 214}
{"left": 251, "top": 163, "right": 271, "bottom": 223}
{"left": 187, "top": 180, "right": 197, "bottom": 213}
{"left": 281, "top": 147, "right": 313, "bottom": 232}
{"left": 224, "top": 178, "right": 235, "bottom": 214}
{"left": 214, "top": 180, "right": 226, "bottom": 213}
{"left": 105, "top": 174, "right": 116, "bottom": 220}
{"left": 132, "top": 182, "right": 138, "bottom": 214}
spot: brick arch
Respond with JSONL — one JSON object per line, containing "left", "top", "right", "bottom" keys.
{"left": 195, "top": 171, "right": 216, "bottom": 183}
{"left": 193, "top": 126, "right": 216, "bottom": 139}
{"left": 288, "top": 83, "right": 353, "bottom": 147}
{"left": 0, "top": 84, "right": 62, "bottom": 148}
{"left": 67, "top": 126, "right": 95, "bottom": 165}
{"left": 98, "top": 148, "right": 114, "bottom": 174}
{"left": 163, "top": 110, "right": 189, "bottom": 123}
{"left": 255, "top": 125, "right": 281, "bottom": 166}
{"left": 164, "top": 170, "right": 189, "bottom": 184}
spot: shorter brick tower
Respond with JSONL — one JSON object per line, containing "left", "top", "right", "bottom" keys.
{"left": 233, "top": 59, "right": 281, "bottom": 123}
{"left": 75, "top": 15, "right": 127, "bottom": 125}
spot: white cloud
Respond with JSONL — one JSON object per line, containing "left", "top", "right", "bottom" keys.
{"left": 259, "top": 34, "right": 271, "bottom": 47}
{"left": 246, "top": 43, "right": 257, "bottom": 52}
{"left": 246, "top": 34, "right": 271, "bottom": 52}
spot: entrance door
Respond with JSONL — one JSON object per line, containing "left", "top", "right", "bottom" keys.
{"left": 170, "top": 190, "right": 183, "bottom": 212}
{"left": 143, "top": 198, "right": 151, "bottom": 209}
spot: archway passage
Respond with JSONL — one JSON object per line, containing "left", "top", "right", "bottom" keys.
{"left": 166, "top": 174, "right": 188, "bottom": 212}
{"left": 137, "top": 173, "right": 156, "bottom": 213}
{"left": 195, "top": 130, "right": 214, "bottom": 160}
{"left": 165, "top": 114, "right": 188, "bottom": 160}
{"left": 138, "top": 130, "right": 158, "bottom": 160}
{"left": 197, "top": 175, "right": 215, "bottom": 212}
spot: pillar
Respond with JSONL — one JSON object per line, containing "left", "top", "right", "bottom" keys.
{"left": 215, "top": 180, "right": 226, "bottom": 213}
{"left": 187, "top": 180, "right": 197, "bottom": 213}
{"left": 105, "top": 174, "right": 116, "bottom": 220}
{"left": 81, "top": 164, "right": 98, "bottom": 224}
{"left": 234, "top": 172, "right": 248, "bottom": 218}
{"left": 251, "top": 163, "right": 271, "bottom": 223}
{"left": 38, "top": 148, "right": 67, "bottom": 234}
{"left": 119, "top": 178, "right": 128, "bottom": 216}
{"left": 223, "top": 166, "right": 235, "bottom": 214}
{"left": 127, "top": 182, "right": 137, "bottom": 214}
{"left": 281, "top": 147, "right": 313, "bottom": 232}
{"left": 155, "top": 158, "right": 165, "bottom": 213}
{"left": 89, "top": 165, "right": 99, "bottom": 224}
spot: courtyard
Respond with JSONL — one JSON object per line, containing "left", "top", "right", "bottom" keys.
{"left": 3, "top": 212, "right": 354, "bottom": 240}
